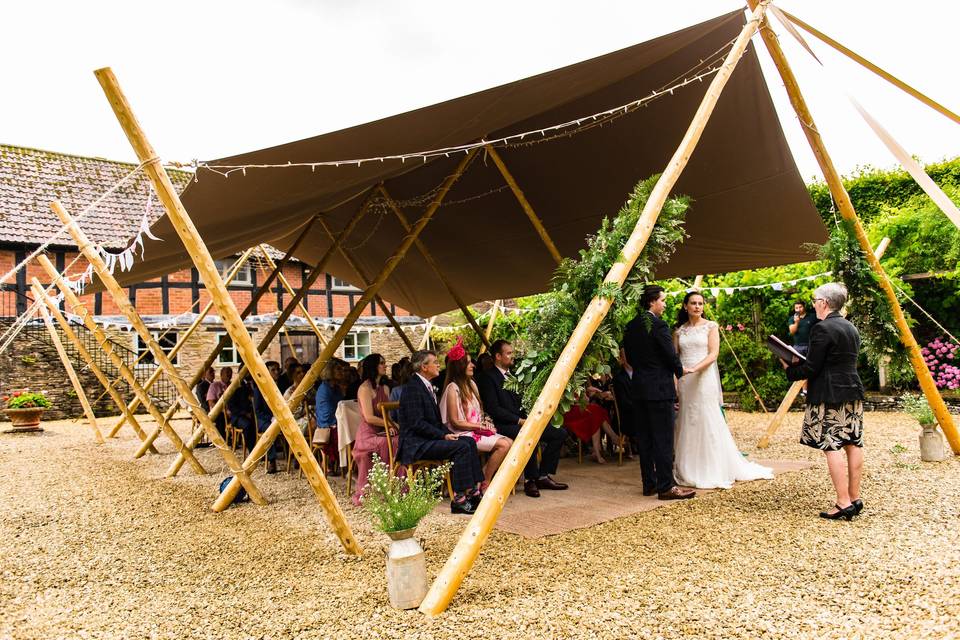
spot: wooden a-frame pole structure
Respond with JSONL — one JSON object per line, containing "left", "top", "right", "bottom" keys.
{"left": 418, "top": 2, "right": 769, "bottom": 615}
{"left": 52, "top": 201, "right": 269, "bottom": 504}
{"left": 38, "top": 253, "right": 208, "bottom": 474}
{"left": 377, "top": 185, "right": 491, "bottom": 350}
{"left": 256, "top": 245, "right": 329, "bottom": 347}
{"left": 111, "top": 248, "right": 255, "bottom": 445}
{"left": 479, "top": 300, "right": 501, "bottom": 354}
{"left": 746, "top": 0, "right": 960, "bottom": 454}
{"left": 95, "top": 68, "right": 358, "bottom": 552}
{"left": 214, "top": 149, "right": 479, "bottom": 511}
{"left": 31, "top": 281, "right": 104, "bottom": 443}
{"left": 315, "top": 217, "right": 416, "bottom": 354}
{"left": 167, "top": 195, "right": 374, "bottom": 479}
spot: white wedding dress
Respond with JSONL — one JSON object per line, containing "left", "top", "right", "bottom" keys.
{"left": 674, "top": 321, "right": 774, "bottom": 489}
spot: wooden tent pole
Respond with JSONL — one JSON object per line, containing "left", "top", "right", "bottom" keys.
{"left": 213, "top": 149, "right": 478, "bottom": 511}
{"left": 747, "top": 2, "right": 960, "bottom": 454}
{"left": 39, "top": 254, "right": 208, "bottom": 474}
{"left": 94, "top": 68, "right": 358, "bottom": 549}
{"left": 166, "top": 197, "right": 374, "bottom": 479}
{"left": 485, "top": 145, "right": 563, "bottom": 265}
{"left": 778, "top": 9, "right": 960, "bottom": 126}
{"left": 315, "top": 218, "right": 416, "bottom": 354}
{"left": 31, "top": 280, "right": 157, "bottom": 451}
{"left": 419, "top": 3, "right": 769, "bottom": 615}
{"left": 478, "top": 300, "right": 501, "bottom": 354}
{"left": 377, "top": 185, "right": 491, "bottom": 349}
{"left": 111, "top": 248, "right": 255, "bottom": 442}
{"left": 30, "top": 280, "right": 104, "bottom": 443}
{"left": 254, "top": 257, "right": 298, "bottom": 352}
{"left": 257, "top": 245, "right": 328, "bottom": 347}
{"left": 419, "top": 316, "right": 436, "bottom": 349}
{"left": 52, "top": 202, "right": 267, "bottom": 503}
{"left": 756, "top": 238, "right": 892, "bottom": 449}
{"left": 719, "top": 327, "right": 768, "bottom": 413}
{"left": 692, "top": 275, "right": 704, "bottom": 290}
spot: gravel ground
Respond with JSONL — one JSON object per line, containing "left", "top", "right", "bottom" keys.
{"left": 1, "top": 410, "right": 958, "bottom": 639}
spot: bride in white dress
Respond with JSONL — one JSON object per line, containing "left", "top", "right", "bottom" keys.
{"left": 673, "top": 292, "right": 774, "bottom": 489}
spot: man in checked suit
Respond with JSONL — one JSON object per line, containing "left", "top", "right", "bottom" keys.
{"left": 398, "top": 349, "right": 485, "bottom": 514}
{"left": 476, "top": 339, "right": 568, "bottom": 498}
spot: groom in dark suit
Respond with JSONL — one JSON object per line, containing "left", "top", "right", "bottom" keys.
{"left": 622, "top": 285, "right": 696, "bottom": 501}
{"left": 476, "top": 339, "right": 568, "bottom": 498}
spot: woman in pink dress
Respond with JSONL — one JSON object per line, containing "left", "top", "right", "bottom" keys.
{"left": 440, "top": 337, "right": 513, "bottom": 492}
{"left": 352, "top": 352, "right": 403, "bottom": 506}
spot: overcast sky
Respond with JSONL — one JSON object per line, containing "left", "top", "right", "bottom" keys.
{"left": 3, "top": 1, "right": 958, "bottom": 181}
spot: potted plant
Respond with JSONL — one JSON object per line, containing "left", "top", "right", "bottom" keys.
{"left": 361, "top": 455, "right": 451, "bottom": 609}
{"left": 901, "top": 394, "right": 947, "bottom": 462}
{"left": 4, "top": 390, "right": 52, "bottom": 433}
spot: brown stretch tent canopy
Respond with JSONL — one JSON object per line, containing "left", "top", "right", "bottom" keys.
{"left": 103, "top": 10, "right": 826, "bottom": 316}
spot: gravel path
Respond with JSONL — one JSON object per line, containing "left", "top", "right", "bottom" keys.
{"left": 1, "top": 411, "right": 958, "bottom": 639}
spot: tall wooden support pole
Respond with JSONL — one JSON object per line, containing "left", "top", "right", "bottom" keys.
{"left": 747, "top": 3, "right": 960, "bottom": 454}
{"left": 52, "top": 202, "right": 267, "bottom": 504}
{"left": 486, "top": 145, "right": 563, "bottom": 265}
{"left": 31, "top": 281, "right": 104, "bottom": 443}
{"left": 479, "top": 300, "right": 501, "bottom": 354}
{"left": 315, "top": 218, "right": 416, "bottom": 354}
{"left": 166, "top": 199, "right": 373, "bottom": 478}
{"left": 32, "top": 281, "right": 158, "bottom": 451}
{"left": 39, "top": 254, "right": 208, "bottom": 474}
{"left": 213, "top": 149, "right": 478, "bottom": 511}
{"left": 419, "top": 4, "right": 768, "bottom": 615}
{"left": 94, "top": 68, "right": 358, "bottom": 550}
{"left": 377, "top": 185, "right": 491, "bottom": 349}
{"left": 419, "top": 316, "right": 436, "bottom": 349}
{"left": 111, "top": 248, "right": 255, "bottom": 441}
{"left": 256, "top": 245, "right": 328, "bottom": 347}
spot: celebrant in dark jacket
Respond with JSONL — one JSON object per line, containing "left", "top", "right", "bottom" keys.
{"left": 782, "top": 282, "right": 865, "bottom": 521}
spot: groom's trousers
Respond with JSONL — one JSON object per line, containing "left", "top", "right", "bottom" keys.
{"left": 635, "top": 399, "right": 677, "bottom": 494}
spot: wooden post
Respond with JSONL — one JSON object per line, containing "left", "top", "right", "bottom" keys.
{"left": 778, "top": 9, "right": 960, "bottom": 126}
{"left": 478, "top": 300, "right": 501, "bottom": 354}
{"left": 31, "top": 281, "right": 104, "bottom": 443}
{"left": 378, "top": 185, "right": 491, "bottom": 349}
{"left": 51, "top": 202, "right": 268, "bottom": 504}
{"left": 111, "top": 247, "right": 255, "bottom": 442}
{"left": 39, "top": 254, "right": 208, "bottom": 474}
{"left": 418, "top": 3, "right": 769, "bottom": 616}
{"left": 747, "top": 2, "right": 960, "bottom": 454}
{"left": 213, "top": 149, "right": 479, "bottom": 511}
{"left": 692, "top": 275, "right": 704, "bottom": 290}
{"left": 31, "top": 277, "right": 159, "bottom": 452}
{"left": 419, "top": 316, "right": 436, "bottom": 349}
{"left": 95, "top": 68, "right": 359, "bottom": 551}
{"left": 756, "top": 380, "right": 804, "bottom": 449}
{"left": 486, "top": 145, "right": 563, "bottom": 265}
{"left": 314, "top": 218, "right": 416, "bottom": 354}
{"left": 256, "top": 245, "right": 328, "bottom": 347}
{"left": 166, "top": 197, "right": 374, "bottom": 478}
{"left": 719, "top": 326, "right": 768, "bottom": 413}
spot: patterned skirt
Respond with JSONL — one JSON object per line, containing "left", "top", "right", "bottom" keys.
{"left": 800, "top": 401, "right": 864, "bottom": 451}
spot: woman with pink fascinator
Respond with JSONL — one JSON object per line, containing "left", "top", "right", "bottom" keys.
{"left": 440, "top": 337, "right": 514, "bottom": 492}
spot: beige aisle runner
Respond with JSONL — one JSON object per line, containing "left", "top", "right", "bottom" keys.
{"left": 447, "top": 458, "right": 812, "bottom": 539}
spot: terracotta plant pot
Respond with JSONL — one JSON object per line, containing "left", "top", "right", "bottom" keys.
{"left": 4, "top": 407, "right": 46, "bottom": 433}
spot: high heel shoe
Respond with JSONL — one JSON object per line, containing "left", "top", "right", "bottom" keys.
{"left": 819, "top": 504, "right": 856, "bottom": 521}
{"left": 852, "top": 498, "right": 864, "bottom": 515}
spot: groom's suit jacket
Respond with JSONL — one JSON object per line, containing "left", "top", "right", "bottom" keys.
{"left": 622, "top": 310, "right": 684, "bottom": 402}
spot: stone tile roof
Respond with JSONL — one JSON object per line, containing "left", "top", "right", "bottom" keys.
{"left": 0, "top": 144, "right": 193, "bottom": 250}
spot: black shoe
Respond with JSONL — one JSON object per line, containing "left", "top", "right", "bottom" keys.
{"left": 819, "top": 504, "right": 856, "bottom": 521}
{"left": 852, "top": 498, "right": 864, "bottom": 515}
{"left": 523, "top": 480, "right": 541, "bottom": 498}
{"left": 451, "top": 498, "right": 477, "bottom": 515}
{"left": 267, "top": 460, "right": 278, "bottom": 475}
{"left": 642, "top": 487, "right": 657, "bottom": 497}
{"left": 196, "top": 442, "right": 213, "bottom": 449}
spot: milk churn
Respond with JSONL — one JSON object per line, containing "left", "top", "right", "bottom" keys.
{"left": 385, "top": 528, "right": 427, "bottom": 609}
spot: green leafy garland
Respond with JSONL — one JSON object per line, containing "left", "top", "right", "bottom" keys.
{"left": 506, "top": 175, "right": 690, "bottom": 425}
{"left": 819, "top": 219, "right": 910, "bottom": 376}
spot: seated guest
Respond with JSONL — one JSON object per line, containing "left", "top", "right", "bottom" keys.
{"left": 315, "top": 359, "right": 346, "bottom": 444}
{"left": 352, "top": 353, "right": 403, "bottom": 506}
{"left": 277, "top": 356, "right": 300, "bottom": 394}
{"left": 344, "top": 365, "right": 361, "bottom": 400}
{"left": 440, "top": 337, "right": 513, "bottom": 491}
{"left": 476, "top": 339, "right": 568, "bottom": 497}
{"left": 399, "top": 349, "right": 484, "bottom": 514}
{"left": 226, "top": 375, "right": 255, "bottom": 457}
{"left": 196, "top": 367, "right": 215, "bottom": 413}
{"left": 282, "top": 364, "right": 309, "bottom": 435}
{"left": 476, "top": 352, "right": 494, "bottom": 373}
{"left": 612, "top": 348, "right": 638, "bottom": 456}
{"left": 563, "top": 382, "right": 622, "bottom": 464}
{"left": 207, "top": 367, "right": 232, "bottom": 437}
{"left": 389, "top": 358, "right": 414, "bottom": 423}
{"left": 251, "top": 361, "right": 283, "bottom": 473}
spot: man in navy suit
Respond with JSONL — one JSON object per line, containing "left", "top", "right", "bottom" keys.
{"left": 476, "top": 339, "right": 568, "bottom": 498}
{"left": 622, "top": 285, "right": 695, "bottom": 501}
{"left": 398, "top": 349, "right": 484, "bottom": 514}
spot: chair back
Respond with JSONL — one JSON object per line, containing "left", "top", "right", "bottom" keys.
{"left": 335, "top": 400, "right": 362, "bottom": 467}
{"left": 380, "top": 401, "right": 400, "bottom": 470}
